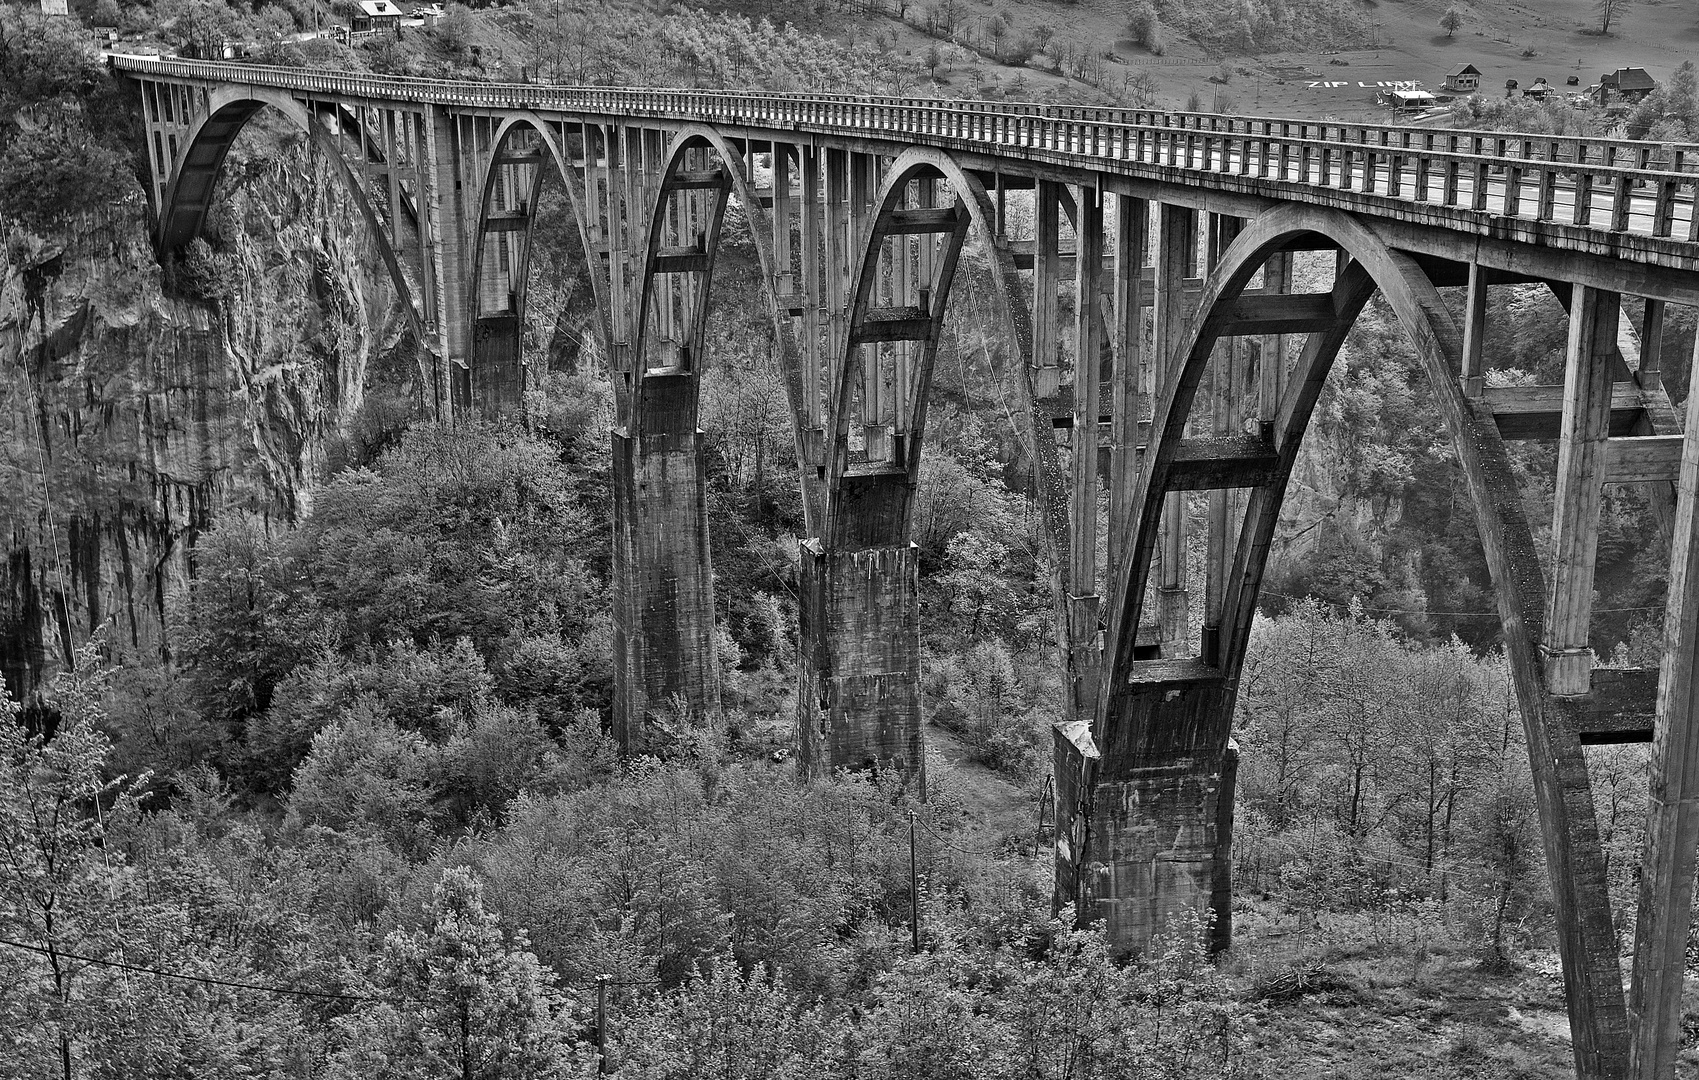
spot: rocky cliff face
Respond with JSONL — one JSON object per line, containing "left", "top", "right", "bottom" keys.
{"left": 0, "top": 125, "right": 422, "bottom": 698}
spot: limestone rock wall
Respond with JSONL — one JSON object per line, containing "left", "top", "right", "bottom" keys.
{"left": 0, "top": 129, "right": 421, "bottom": 698}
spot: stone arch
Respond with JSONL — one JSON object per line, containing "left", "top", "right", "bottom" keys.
{"left": 155, "top": 87, "right": 424, "bottom": 345}
{"left": 465, "top": 113, "right": 608, "bottom": 408}
{"left": 1095, "top": 203, "right": 1627, "bottom": 1075}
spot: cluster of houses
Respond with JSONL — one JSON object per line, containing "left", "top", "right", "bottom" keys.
{"left": 1442, "top": 63, "right": 1657, "bottom": 108}
{"left": 1380, "top": 63, "right": 1659, "bottom": 113}
{"left": 348, "top": 0, "right": 447, "bottom": 37}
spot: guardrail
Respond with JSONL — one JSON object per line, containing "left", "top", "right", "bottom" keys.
{"left": 110, "top": 56, "right": 1699, "bottom": 243}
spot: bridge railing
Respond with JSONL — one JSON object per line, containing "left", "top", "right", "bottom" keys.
{"left": 110, "top": 57, "right": 1699, "bottom": 241}
{"left": 1005, "top": 108, "right": 1699, "bottom": 175}
{"left": 110, "top": 56, "right": 1699, "bottom": 171}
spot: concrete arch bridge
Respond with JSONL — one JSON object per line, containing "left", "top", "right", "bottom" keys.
{"left": 113, "top": 55, "right": 1699, "bottom": 1080}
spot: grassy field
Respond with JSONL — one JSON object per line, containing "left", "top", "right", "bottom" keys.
{"left": 820, "top": 0, "right": 1697, "bottom": 122}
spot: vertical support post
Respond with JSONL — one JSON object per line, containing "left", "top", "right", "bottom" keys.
{"left": 1639, "top": 298, "right": 1666, "bottom": 387}
{"left": 909, "top": 810, "right": 921, "bottom": 954}
{"left": 824, "top": 147, "right": 850, "bottom": 401}
{"left": 595, "top": 974, "right": 610, "bottom": 1074}
{"left": 1201, "top": 214, "right": 1241, "bottom": 665}
{"left": 420, "top": 103, "right": 470, "bottom": 420}
{"left": 1259, "top": 250, "right": 1292, "bottom": 424}
{"left": 1033, "top": 180, "right": 1062, "bottom": 398}
{"left": 800, "top": 145, "right": 823, "bottom": 438}
{"left": 1545, "top": 286, "right": 1618, "bottom": 696}
{"left": 1629, "top": 334, "right": 1699, "bottom": 1080}
{"left": 1069, "top": 185, "right": 1105, "bottom": 724}
{"left": 772, "top": 145, "right": 794, "bottom": 306}
{"left": 1154, "top": 204, "right": 1193, "bottom": 655}
{"left": 1108, "top": 195, "right": 1148, "bottom": 602}
{"left": 1462, "top": 262, "right": 1489, "bottom": 397}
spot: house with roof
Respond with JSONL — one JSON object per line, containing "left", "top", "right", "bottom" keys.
{"left": 1443, "top": 64, "right": 1481, "bottom": 93}
{"left": 1598, "top": 67, "right": 1657, "bottom": 106}
{"left": 351, "top": 0, "right": 405, "bottom": 35}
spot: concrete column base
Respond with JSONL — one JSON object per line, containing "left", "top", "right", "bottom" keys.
{"left": 610, "top": 422, "right": 718, "bottom": 753}
{"left": 469, "top": 314, "right": 523, "bottom": 414}
{"left": 1057, "top": 675, "right": 1236, "bottom": 956}
{"left": 796, "top": 539, "right": 923, "bottom": 792}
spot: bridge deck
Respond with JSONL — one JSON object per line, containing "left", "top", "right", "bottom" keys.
{"left": 112, "top": 56, "right": 1699, "bottom": 277}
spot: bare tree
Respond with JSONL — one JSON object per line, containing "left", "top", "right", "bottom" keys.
{"left": 1596, "top": 0, "right": 1633, "bottom": 35}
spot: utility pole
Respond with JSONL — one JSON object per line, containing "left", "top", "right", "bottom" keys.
{"left": 596, "top": 974, "right": 610, "bottom": 1074}
{"left": 909, "top": 810, "right": 920, "bottom": 954}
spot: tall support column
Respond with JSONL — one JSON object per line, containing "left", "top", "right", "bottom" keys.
{"left": 1068, "top": 185, "right": 1105, "bottom": 724}
{"left": 1108, "top": 195, "right": 1148, "bottom": 589}
{"left": 609, "top": 127, "right": 720, "bottom": 752}
{"left": 422, "top": 103, "right": 472, "bottom": 418}
{"left": 1545, "top": 286, "right": 1619, "bottom": 696}
{"left": 1153, "top": 205, "right": 1193, "bottom": 654}
{"left": 610, "top": 382, "right": 719, "bottom": 751}
{"left": 1201, "top": 214, "right": 1242, "bottom": 664}
{"left": 800, "top": 146, "right": 825, "bottom": 440}
{"left": 1629, "top": 332, "right": 1699, "bottom": 1080}
{"left": 796, "top": 539, "right": 923, "bottom": 789}
{"left": 1033, "top": 181, "right": 1063, "bottom": 398}
{"left": 1462, "top": 261, "right": 1489, "bottom": 396}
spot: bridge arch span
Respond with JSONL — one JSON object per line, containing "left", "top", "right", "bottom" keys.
{"left": 1088, "top": 203, "right": 1628, "bottom": 1075}
{"left": 464, "top": 113, "right": 607, "bottom": 411}
{"left": 825, "top": 148, "right": 1071, "bottom": 554}
{"left": 155, "top": 86, "right": 424, "bottom": 347}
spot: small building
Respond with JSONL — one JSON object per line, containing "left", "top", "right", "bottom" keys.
{"left": 1599, "top": 67, "right": 1657, "bottom": 105}
{"left": 1523, "top": 77, "right": 1553, "bottom": 100}
{"left": 1382, "top": 88, "right": 1438, "bottom": 111}
{"left": 351, "top": 0, "right": 405, "bottom": 35}
{"left": 1444, "top": 64, "right": 1481, "bottom": 93}
{"left": 39, "top": 0, "right": 69, "bottom": 14}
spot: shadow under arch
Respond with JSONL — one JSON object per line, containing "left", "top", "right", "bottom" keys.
{"left": 155, "top": 86, "right": 425, "bottom": 348}
{"left": 465, "top": 112, "right": 608, "bottom": 410}
{"left": 1096, "top": 203, "right": 1627, "bottom": 1078}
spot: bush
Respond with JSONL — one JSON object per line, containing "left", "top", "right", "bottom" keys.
{"left": 0, "top": 109, "right": 132, "bottom": 230}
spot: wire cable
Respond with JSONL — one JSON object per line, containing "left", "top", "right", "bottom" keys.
{"left": 1262, "top": 589, "right": 1664, "bottom": 620}
{"left": 915, "top": 816, "right": 1019, "bottom": 859}
{"left": 0, "top": 937, "right": 373, "bottom": 1002}
{"left": 1, "top": 939, "right": 665, "bottom": 1000}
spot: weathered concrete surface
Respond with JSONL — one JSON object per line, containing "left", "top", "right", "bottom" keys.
{"left": 795, "top": 540, "right": 922, "bottom": 790}
{"left": 468, "top": 314, "right": 523, "bottom": 414}
{"left": 610, "top": 371, "right": 718, "bottom": 751}
{"left": 1081, "top": 673, "right": 1235, "bottom": 956}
